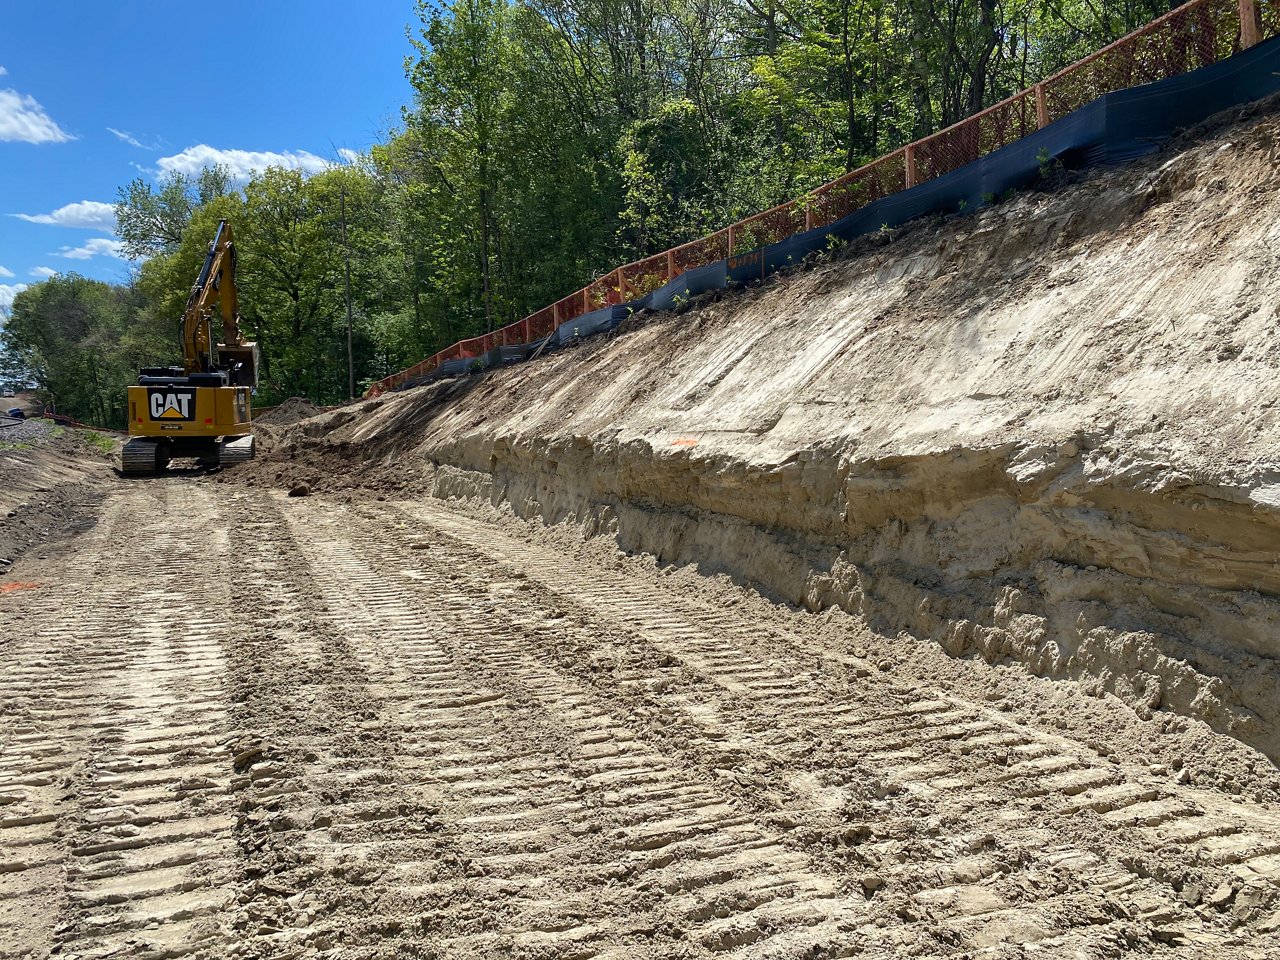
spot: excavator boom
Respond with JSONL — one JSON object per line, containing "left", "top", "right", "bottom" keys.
{"left": 181, "top": 219, "right": 258, "bottom": 383}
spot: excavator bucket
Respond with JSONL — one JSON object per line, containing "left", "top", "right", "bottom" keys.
{"left": 218, "top": 342, "right": 260, "bottom": 388}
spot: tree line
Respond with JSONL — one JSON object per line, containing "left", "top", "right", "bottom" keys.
{"left": 0, "top": 0, "right": 1176, "bottom": 426}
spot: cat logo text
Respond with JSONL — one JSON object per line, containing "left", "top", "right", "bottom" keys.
{"left": 147, "top": 388, "right": 196, "bottom": 422}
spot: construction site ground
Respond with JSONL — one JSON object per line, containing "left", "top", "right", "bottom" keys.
{"left": 2, "top": 468, "right": 1279, "bottom": 959}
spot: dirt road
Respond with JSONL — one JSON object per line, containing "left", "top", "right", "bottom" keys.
{"left": 2, "top": 480, "right": 1278, "bottom": 959}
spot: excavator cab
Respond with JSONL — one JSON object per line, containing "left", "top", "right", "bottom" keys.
{"left": 122, "top": 220, "right": 259, "bottom": 474}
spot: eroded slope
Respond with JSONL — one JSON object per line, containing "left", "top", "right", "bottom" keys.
{"left": 0, "top": 419, "right": 114, "bottom": 570}
{"left": 237, "top": 99, "right": 1280, "bottom": 760}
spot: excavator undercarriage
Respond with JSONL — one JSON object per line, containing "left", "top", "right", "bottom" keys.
{"left": 121, "top": 435, "right": 256, "bottom": 474}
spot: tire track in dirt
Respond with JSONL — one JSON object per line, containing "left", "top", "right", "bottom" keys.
{"left": 361, "top": 496, "right": 1280, "bottom": 957}
{"left": 273, "top": 491, "right": 884, "bottom": 958}
{"left": 216, "top": 489, "right": 458, "bottom": 959}
{"left": 0, "top": 483, "right": 240, "bottom": 960}
{"left": 7, "top": 480, "right": 1279, "bottom": 957}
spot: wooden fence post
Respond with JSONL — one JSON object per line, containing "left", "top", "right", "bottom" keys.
{"left": 667, "top": 250, "right": 676, "bottom": 279}
{"left": 1239, "top": 0, "right": 1260, "bottom": 47}
{"left": 904, "top": 145, "right": 918, "bottom": 189}
{"left": 1035, "top": 83, "right": 1049, "bottom": 128}
{"left": 615, "top": 267, "right": 626, "bottom": 301}
{"left": 727, "top": 225, "right": 736, "bottom": 255}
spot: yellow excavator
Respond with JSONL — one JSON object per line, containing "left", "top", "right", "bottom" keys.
{"left": 122, "top": 219, "right": 259, "bottom": 474}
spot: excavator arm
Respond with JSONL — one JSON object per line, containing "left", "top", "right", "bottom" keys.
{"left": 181, "top": 219, "right": 257, "bottom": 386}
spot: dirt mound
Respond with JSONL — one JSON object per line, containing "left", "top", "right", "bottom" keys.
{"left": 233, "top": 98, "right": 1280, "bottom": 764}
{"left": 250, "top": 397, "right": 367, "bottom": 454}
{"left": 255, "top": 397, "right": 324, "bottom": 427}
{"left": 224, "top": 382, "right": 468, "bottom": 490}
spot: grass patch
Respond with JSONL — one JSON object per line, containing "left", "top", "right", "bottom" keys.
{"left": 81, "top": 431, "right": 116, "bottom": 454}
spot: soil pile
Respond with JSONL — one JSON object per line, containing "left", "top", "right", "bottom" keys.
{"left": 230, "top": 97, "right": 1280, "bottom": 761}
{"left": 251, "top": 397, "right": 343, "bottom": 452}
{"left": 227, "top": 382, "right": 463, "bottom": 490}
{"left": 255, "top": 396, "right": 324, "bottom": 427}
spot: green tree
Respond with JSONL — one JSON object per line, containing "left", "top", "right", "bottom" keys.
{"left": 1, "top": 275, "right": 169, "bottom": 427}
{"left": 115, "top": 166, "right": 233, "bottom": 259}
{"left": 84, "top": 0, "right": 1191, "bottom": 407}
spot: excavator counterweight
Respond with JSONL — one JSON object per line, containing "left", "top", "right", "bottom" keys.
{"left": 121, "top": 220, "right": 259, "bottom": 474}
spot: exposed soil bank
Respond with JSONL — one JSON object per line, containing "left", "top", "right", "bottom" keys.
{"left": 232, "top": 98, "right": 1280, "bottom": 762}
{"left": 422, "top": 433, "right": 1280, "bottom": 760}
{"left": 0, "top": 420, "right": 114, "bottom": 573}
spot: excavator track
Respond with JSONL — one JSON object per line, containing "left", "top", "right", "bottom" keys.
{"left": 119, "top": 437, "right": 166, "bottom": 475}
{"left": 218, "top": 435, "right": 254, "bottom": 466}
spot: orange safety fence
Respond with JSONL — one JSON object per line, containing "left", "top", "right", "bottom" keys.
{"left": 584, "top": 273, "right": 623, "bottom": 312}
{"left": 621, "top": 252, "right": 675, "bottom": 301}
{"left": 553, "top": 292, "right": 584, "bottom": 328}
{"left": 1045, "top": 0, "right": 1244, "bottom": 120}
{"left": 911, "top": 94, "right": 1037, "bottom": 186}
{"left": 807, "top": 150, "right": 909, "bottom": 230}
{"left": 367, "top": 0, "right": 1270, "bottom": 397}
{"left": 731, "top": 202, "right": 803, "bottom": 255}
{"left": 671, "top": 229, "right": 730, "bottom": 277}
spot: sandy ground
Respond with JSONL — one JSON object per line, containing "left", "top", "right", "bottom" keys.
{"left": 5, "top": 89, "right": 1280, "bottom": 960}
{"left": 2, "top": 477, "right": 1279, "bottom": 959}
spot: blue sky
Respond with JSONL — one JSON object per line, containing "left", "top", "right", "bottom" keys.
{"left": 0, "top": 0, "right": 418, "bottom": 309}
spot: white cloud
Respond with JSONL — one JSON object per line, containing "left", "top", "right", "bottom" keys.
{"left": 30, "top": 266, "right": 57, "bottom": 278}
{"left": 0, "top": 284, "right": 28, "bottom": 309}
{"left": 56, "top": 238, "right": 125, "bottom": 261}
{"left": 0, "top": 265, "right": 12, "bottom": 278}
{"left": 338, "top": 148, "right": 361, "bottom": 164}
{"left": 0, "top": 67, "right": 8, "bottom": 77}
{"left": 12, "top": 200, "right": 116, "bottom": 230}
{"left": 107, "top": 126, "right": 162, "bottom": 150}
{"left": 107, "top": 126, "right": 143, "bottom": 147}
{"left": 157, "top": 144, "right": 331, "bottom": 181}
{"left": 0, "top": 88, "right": 73, "bottom": 143}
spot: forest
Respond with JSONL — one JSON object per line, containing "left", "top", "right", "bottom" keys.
{"left": 0, "top": 0, "right": 1178, "bottom": 426}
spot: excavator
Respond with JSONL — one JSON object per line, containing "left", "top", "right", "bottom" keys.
{"left": 121, "top": 219, "right": 259, "bottom": 474}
